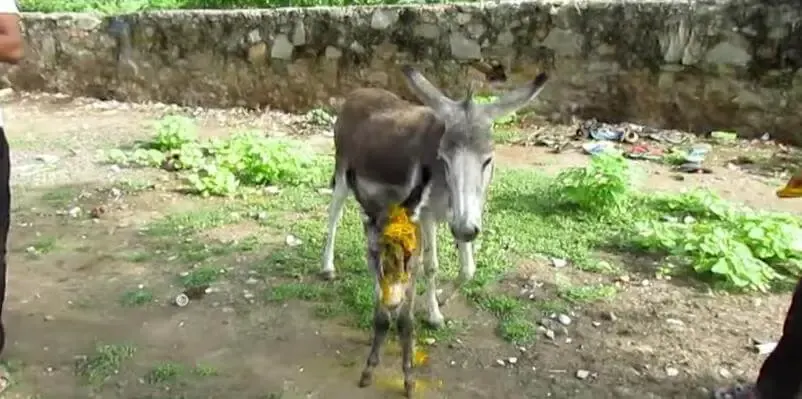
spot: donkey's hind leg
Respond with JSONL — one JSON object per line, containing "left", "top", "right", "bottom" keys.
{"left": 321, "top": 170, "right": 348, "bottom": 280}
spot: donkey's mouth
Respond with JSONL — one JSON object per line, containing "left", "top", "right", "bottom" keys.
{"left": 379, "top": 278, "right": 409, "bottom": 308}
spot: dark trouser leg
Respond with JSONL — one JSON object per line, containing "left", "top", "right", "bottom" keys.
{"left": 0, "top": 128, "right": 10, "bottom": 355}
{"left": 754, "top": 277, "right": 802, "bottom": 399}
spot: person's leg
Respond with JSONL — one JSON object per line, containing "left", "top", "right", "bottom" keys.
{"left": 0, "top": 127, "right": 9, "bottom": 354}
{"left": 753, "top": 276, "right": 802, "bottom": 398}
{"left": 713, "top": 277, "right": 802, "bottom": 399}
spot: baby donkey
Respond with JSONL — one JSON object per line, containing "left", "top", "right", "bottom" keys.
{"left": 345, "top": 166, "right": 432, "bottom": 398}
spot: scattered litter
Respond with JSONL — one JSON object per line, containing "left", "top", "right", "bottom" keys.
{"left": 575, "top": 369, "right": 590, "bottom": 379}
{"left": 710, "top": 131, "right": 737, "bottom": 142}
{"left": 581, "top": 141, "right": 617, "bottom": 156}
{"left": 174, "top": 293, "right": 189, "bottom": 307}
{"left": 625, "top": 144, "right": 664, "bottom": 161}
{"left": 550, "top": 258, "right": 567, "bottom": 268}
{"left": 575, "top": 119, "right": 640, "bottom": 143}
{"left": 684, "top": 144, "right": 712, "bottom": 164}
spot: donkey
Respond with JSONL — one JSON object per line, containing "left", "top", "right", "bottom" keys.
{"left": 320, "top": 65, "right": 549, "bottom": 329}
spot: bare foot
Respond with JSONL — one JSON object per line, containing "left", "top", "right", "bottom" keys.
{"left": 712, "top": 383, "right": 759, "bottom": 399}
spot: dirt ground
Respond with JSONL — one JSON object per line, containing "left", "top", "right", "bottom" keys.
{"left": 0, "top": 91, "right": 800, "bottom": 399}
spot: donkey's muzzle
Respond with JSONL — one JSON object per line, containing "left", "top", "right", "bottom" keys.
{"left": 450, "top": 224, "right": 480, "bottom": 243}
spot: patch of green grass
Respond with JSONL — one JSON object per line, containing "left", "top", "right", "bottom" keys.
{"left": 40, "top": 186, "right": 81, "bottom": 207}
{"left": 104, "top": 115, "right": 330, "bottom": 197}
{"left": 119, "top": 288, "right": 154, "bottom": 307}
{"left": 75, "top": 343, "right": 136, "bottom": 385}
{"left": 191, "top": 364, "right": 218, "bottom": 377}
{"left": 119, "top": 250, "right": 153, "bottom": 263}
{"left": 145, "top": 207, "right": 244, "bottom": 237}
{"left": 145, "top": 361, "right": 184, "bottom": 384}
{"left": 180, "top": 266, "right": 221, "bottom": 289}
{"left": 471, "top": 293, "right": 536, "bottom": 344}
{"left": 29, "top": 235, "right": 58, "bottom": 254}
{"left": 265, "top": 282, "right": 331, "bottom": 302}
{"left": 558, "top": 284, "right": 617, "bottom": 304}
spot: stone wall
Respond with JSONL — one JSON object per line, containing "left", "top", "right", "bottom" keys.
{"left": 5, "top": 1, "right": 802, "bottom": 144}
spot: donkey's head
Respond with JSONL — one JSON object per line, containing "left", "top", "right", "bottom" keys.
{"left": 401, "top": 66, "right": 549, "bottom": 242}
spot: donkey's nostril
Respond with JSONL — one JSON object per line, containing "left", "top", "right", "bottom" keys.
{"left": 451, "top": 224, "right": 480, "bottom": 242}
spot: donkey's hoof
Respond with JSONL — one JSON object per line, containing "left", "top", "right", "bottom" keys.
{"left": 424, "top": 314, "right": 445, "bottom": 330}
{"left": 358, "top": 371, "right": 373, "bottom": 388}
{"left": 321, "top": 269, "right": 336, "bottom": 281}
{"left": 404, "top": 379, "right": 416, "bottom": 398}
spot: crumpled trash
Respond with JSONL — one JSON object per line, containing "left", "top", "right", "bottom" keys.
{"left": 575, "top": 119, "right": 639, "bottom": 143}
{"left": 625, "top": 145, "right": 664, "bottom": 161}
{"left": 710, "top": 131, "right": 737, "bottom": 142}
{"left": 684, "top": 144, "right": 711, "bottom": 163}
{"left": 581, "top": 141, "right": 618, "bottom": 156}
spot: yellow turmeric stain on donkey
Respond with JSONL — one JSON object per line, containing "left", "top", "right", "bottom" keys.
{"left": 378, "top": 204, "right": 418, "bottom": 308}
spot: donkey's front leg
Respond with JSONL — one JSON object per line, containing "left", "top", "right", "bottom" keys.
{"left": 398, "top": 302, "right": 416, "bottom": 398}
{"left": 321, "top": 171, "right": 349, "bottom": 280}
{"left": 438, "top": 241, "right": 476, "bottom": 307}
{"left": 360, "top": 226, "right": 390, "bottom": 388}
{"left": 359, "top": 303, "right": 391, "bottom": 388}
{"left": 421, "top": 216, "right": 445, "bottom": 328}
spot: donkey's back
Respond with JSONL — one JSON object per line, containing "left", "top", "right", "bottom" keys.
{"left": 333, "top": 88, "right": 444, "bottom": 187}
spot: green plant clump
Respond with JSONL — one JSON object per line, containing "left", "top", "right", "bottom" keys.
{"left": 549, "top": 153, "right": 802, "bottom": 292}
{"left": 102, "top": 115, "right": 327, "bottom": 196}
{"left": 552, "top": 152, "right": 633, "bottom": 214}
{"left": 632, "top": 191, "right": 802, "bottom": 292}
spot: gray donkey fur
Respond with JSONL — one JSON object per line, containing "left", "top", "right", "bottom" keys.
{"left": 320, "top": 66, "right": 550, "bottom": 331}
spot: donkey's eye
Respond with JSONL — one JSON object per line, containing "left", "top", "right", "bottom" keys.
{"left": 482, "top": 157, "right": 493, "bottom": 169}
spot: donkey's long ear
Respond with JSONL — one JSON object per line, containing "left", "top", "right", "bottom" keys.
{"left": 401, "top": 165, "right": 433, "bottom": 223}
{"left": 477, "top": 72, "right": 549, "bottom": 121}
{"left": 401, "top": 65, "right": 455, "bottom": 112}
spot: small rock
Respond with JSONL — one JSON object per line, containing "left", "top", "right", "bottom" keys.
{"left": 245, "top": 277, "right": 259, "bottom": 285}
{"left": 36, "top": 154, "right": 59, "bottom": 164}
{"left": 243, "top": 291, "right": 255, "bottom": 300}
{"left": 285, "top": 234, "right": 302, "bottom": 247}
{"left": 508, "top": 357, "right": 518, "bottom": 365}
{"left": 67, "top": 207, "right": 81, "bottom": 218}
{"left": 665, "top": 318, "right": 685, "bottom": 327}
{"left": 43, "top": 315, "right": 54, "bottom": 321}
{"left": 557, "top": 314, "right": 572, "bottom": 326}
{"left": 496, "top": 359, "right": 506, "bottom": 367}
{"left": 550, "top": 258, "right": 567, "bottom": 268}
{"left": 665, "top": 366, "right": 679, "bottom": 377}
{"left": 576, "top": 369, "right": 590, "bottom": 379}
{"left": 718, "top": 368, "right": 732, "bottom": 379}
{"left": 544, "top": 329, "right": 556, "bottom": 340}
{"left": 592, "top": 321, "right": 601, "bottom": 327}
{"left": 601, "top": 311, "right": 617, "bottom": 322}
